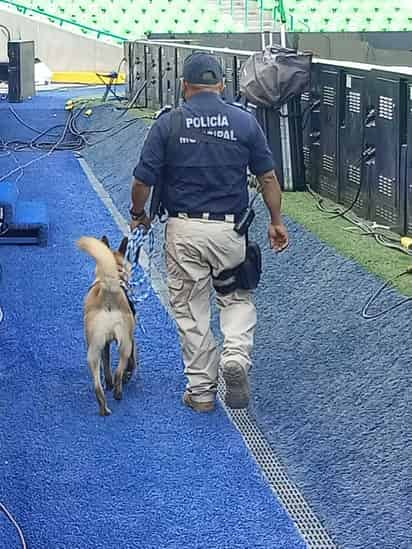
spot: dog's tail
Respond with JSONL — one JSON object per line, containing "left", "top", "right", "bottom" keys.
{"left": 77, "top": 236, "right": 121, "bottom": 294}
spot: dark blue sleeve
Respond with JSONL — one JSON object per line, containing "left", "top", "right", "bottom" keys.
{"left": 247, "top": 116, "right": 276, "bottom": 176}
{"left": 133, "top": 117, "right": 168, "bottom": 187}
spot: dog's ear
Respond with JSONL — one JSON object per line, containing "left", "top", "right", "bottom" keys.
{"left": 118, "top": 236, "right": 128, "bottom": 256}
{"left": 101, "top": 235, "right": 110, "bottom": 248}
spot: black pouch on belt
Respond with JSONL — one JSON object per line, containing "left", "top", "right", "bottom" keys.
{"left": 213, "top": 239, "right": 262, "bottom": 295}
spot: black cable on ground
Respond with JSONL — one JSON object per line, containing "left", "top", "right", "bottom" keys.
{"left": 0, "top": 96, "right": 155, "bottom": 183}
{"left": 6, "top": 98, "right": 154, "bottom": 153}
{"left": 0, "top": 110, "right": 76, "bottom": 182}
{"left": 306, "top": 181, "right": 412, "bottom": 256}
{"left": 0, "top": 502, "right": 27, "bottom": 549}
{"left": 118, "top": 80, "right": 148, "bottom": 113}
{"left": 8, "top": 105, "right": 59, "bottom": 136}
{"left": 307, "top": 146, "right": 373, "bottom": 218}
{"left": 85, "top": 115, "right": 151, "bottom": 148}
{"left": 332, "top": 147, "right": 375, "bottom": 219}
{"left": 362, "top": 267, "right": 412, "bottom": 320}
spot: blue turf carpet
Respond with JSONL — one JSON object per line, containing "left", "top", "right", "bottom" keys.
{"left": 0, "top": 96, "right": 305, "bottom": 548}
{"left": 81, "top": 105, "right": 412, "bottom": 549}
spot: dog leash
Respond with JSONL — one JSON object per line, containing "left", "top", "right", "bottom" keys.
{"left": 124, "top": 225, "right": 155, "bottom": 310}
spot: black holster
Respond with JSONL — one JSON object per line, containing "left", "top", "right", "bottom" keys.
{"left": 213, "top": 240, "right": 262, "bottom": 295}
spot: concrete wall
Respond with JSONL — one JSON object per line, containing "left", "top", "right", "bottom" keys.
{"left": 0, "top": 7, "right": 123, "bottom": 72}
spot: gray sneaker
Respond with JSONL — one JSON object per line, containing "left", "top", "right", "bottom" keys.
{"left": 223, "top": 361, "right": 250, "bottom": 409}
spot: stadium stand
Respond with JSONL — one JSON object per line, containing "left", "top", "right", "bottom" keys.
{"left": 280, "top": 0, "right": 412, "bottom": 32}
{"left": 1, "top": 0, "right": 412, "bottom": 38}
{"left": 0, "top": 0, "right": 243, "bottom": 42}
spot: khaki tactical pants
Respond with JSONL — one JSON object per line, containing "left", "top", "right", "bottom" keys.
{"left": 165, "top": 217, "right": 257, "bottom": 403}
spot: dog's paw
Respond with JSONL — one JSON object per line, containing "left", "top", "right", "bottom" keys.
{"left": 100, "top": 406, "right": 112, "bottom": 416}
{"left": 122, "top": 371, "right": 133, "bottom": 385}
{"left": 113, "top": 389, "right": 123, "bottom": 401}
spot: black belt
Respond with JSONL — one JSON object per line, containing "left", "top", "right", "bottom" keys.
{"left": 168, "top": 212, "right": 242, "bottom": 223}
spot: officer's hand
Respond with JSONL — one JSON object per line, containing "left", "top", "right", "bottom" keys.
{"left": 268, "top": 223, "right": 289, "bottom": 252}
{"left": 130, "top": 212, "right": 151, "bottom": 233}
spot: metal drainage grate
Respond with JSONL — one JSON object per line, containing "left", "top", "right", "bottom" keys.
{"left": 218, "top": 379, "right": 338, "bottom": 549}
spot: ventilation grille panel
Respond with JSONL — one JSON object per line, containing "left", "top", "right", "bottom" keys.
{"left": 347, "top": 164, "right": 361, "bottom": 186}
{"left": 323, "top": 85, "right": 336, "bottom": 107}
{"left": 319, "top": 174, "right": 336, "bottom": 197}
{"left": 376, "top": 205, "right": 395, "bottom": 223}
{"left": 322, "top": 154, "right": 335, "bottom": 174}
{"left": 303, "top": 146, "right": 311, "bottom": 166}
{"left": 378, "top": 175, "right": 394, "bottom": 198}
{"left": 348, "top": 91, "right": 361, "bottom": 114}
{"left": 378, "top": 96, "right": 394, "bottom": 120}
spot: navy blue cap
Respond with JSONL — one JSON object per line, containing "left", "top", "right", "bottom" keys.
{"left": 182, "top": 52, "right": 224, "bottom": 85}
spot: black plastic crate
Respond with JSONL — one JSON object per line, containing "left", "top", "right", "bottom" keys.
{"left": 369, "top": 70, "right": 407, "bottom": 234}
{"left": 317, "top": 64, "right": 344, "bottom": 201}
{"left": 405, "top": 81, "right": 412, "bottom": 235}
{"left": 301, "top": 64, "right": 320, "bottom": 191}
{"left": 262, "top": 108, "right": 284, "bottom": 188}
{"left": 339, "top": 68, "right": 371, "bottom": 219}
{"left": 234, "top": 55, "right": 249, "bottom": 99}
{"left": 159, "top": 46, "right": 177, "bottom": 108}
{"left": 219, "top": 54, "right": 236, "bottom": 103}
{"left": 288, "top": 97, "right": 306, "bottom": 191}
{"left": 145, "top": 44, "right": 161, "bottom": 110}
{"left": 124, "top": 41, "right": 147, "bottom": 108}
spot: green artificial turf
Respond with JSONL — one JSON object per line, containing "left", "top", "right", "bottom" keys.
{"left": 282, "top": 191, "right": 412, "bottom": 297}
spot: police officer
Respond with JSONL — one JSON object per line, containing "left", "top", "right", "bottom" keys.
{"left": 129, "top": 52, "right": 288, "bottom": 412}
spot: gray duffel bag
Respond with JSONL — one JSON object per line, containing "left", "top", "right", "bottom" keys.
{"left": 239, "top": 45, "right": 313, "bottom": 108}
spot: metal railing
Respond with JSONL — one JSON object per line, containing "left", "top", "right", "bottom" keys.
{"left": 242, "top": 0, "right": 295, "bottom": 33}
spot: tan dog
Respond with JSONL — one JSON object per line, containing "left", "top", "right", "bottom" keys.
{"left": 77, "top": 235, "right": 137, "bottom": 416}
